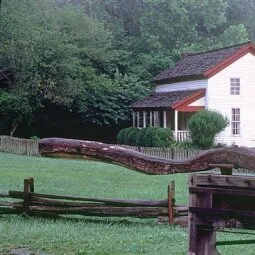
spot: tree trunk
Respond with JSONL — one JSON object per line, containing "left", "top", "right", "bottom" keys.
{"left": 10, "top": 118, "right": 21, "bottom": 137}
{"left": 39, "top": 138, "right": 255, "bottom": 175}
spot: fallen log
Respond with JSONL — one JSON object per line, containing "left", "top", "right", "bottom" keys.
{"left": 39, "top": 138, "right": 255, "bottom": 175}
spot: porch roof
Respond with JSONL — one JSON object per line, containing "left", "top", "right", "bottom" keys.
{"left": 132, "top": 89, "right": 205, "bottom": 111}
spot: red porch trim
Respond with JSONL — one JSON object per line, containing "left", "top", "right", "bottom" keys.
{"left": 177, "top": 106, "right": 205, "bottom": 112}
{"left": 172, "top": 89, "right": 205, "bottom": 111}
{"left": 204, "top": 42, "right": 255, "bottom": 78}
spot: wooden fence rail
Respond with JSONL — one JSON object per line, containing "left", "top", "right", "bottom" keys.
{"left": 0, "top": 136, "right": 40, "bottom": 156}
{"left": 188, "top": 173, "right": 255, "bottom": 255}
{"left": 0, "top": 178, "right": 188, "bottom": 222}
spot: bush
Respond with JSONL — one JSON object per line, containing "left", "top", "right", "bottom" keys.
{"left": 188, "top": 110, "right": 229, "bottom": 149}
{"left": 117, "top": 127, "right": 139, "bottom": 145}
{"left": 125, "top": 127, "right": 139, "bottom": 146}
{"left": 136, "top": 127, "right": 149, "bottom": 146}
{"left": 119, "top": 127, "right": 173, "bottom": 147}
{"left": 143, "top": 127, "right": 173, "bottom": 147}
{"left": 144, "top": 127, "right": 158, "bottom": 147}
{"left": 116, "top": 128, "right": 126, "bottom": 144}
{"left": 153, "top": 128, "right": 173, "bottom": 147}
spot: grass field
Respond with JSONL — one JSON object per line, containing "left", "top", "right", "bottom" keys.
{"left": 0, "top": 152, "right": 255, "bottom": 255}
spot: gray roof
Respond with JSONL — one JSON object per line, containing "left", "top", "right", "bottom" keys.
{"left": 132, "top": 89, "right": 203, "bottom": 109}
{"left": 154, "top": 42, "right": 251, "bottom": 83}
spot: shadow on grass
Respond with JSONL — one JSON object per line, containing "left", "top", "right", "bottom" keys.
{"left": 1, "top": 213, "right": 165, "bottom": 227}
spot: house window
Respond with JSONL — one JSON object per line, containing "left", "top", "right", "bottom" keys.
{"left": 231, "top": 108, "right": 240, "bottom": 135}
{"left": 230, "top": 78, "right": 240, "bottom": 95}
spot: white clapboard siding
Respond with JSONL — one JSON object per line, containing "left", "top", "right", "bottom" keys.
{"left": 156, "top": 79, "right": 207, "bottom": 93}
{"left": 207, "top": 53, "right": 255, "bottom": 147}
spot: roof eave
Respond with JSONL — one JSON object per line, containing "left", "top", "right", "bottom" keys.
{"left": 153, "top": 74, "right": 206, "bottom": 85}
{"left": 204, "top": 43, "right": 255, "bottom": 78}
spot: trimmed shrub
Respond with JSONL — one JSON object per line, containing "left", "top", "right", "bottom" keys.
{"left": 117, "top": 127, "right": 139, "bottom": 145}
{"left": 136, "top": 127, "right": 149, "bottom": 146}
{"left": 143, "top": 127, "right": 173, "bottom": 147}
{"left": 125, "top": 127, "right": 139, "bottom": 146}
{"left": 117, "top": 127, "right": 131, "bottom": 144}
{"left": 188, "top": 110, "right": 229, "bottom": 149}
{"left": 153, "top": 128, "right": 173, "bottom": 147}
{"left": 119, "top": 127, "right": 173, "bottom": 147}
{"left": 144, "top": 127, "right": 158, "bottom": 147}
{"left": 116, "top": 128, "right": 126, "bottom": 144}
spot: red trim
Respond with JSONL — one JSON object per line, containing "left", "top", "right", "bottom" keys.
{"left": 177, "top": 106, "right": 205, "bottom": 112}
{"left": 172, "top": 89, "right": 205, "bottom": 110}
{"left": 204, "top": 43, "right": 255, "bottom": 78}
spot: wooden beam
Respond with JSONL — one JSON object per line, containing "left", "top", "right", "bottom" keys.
{"left": 9, "top": 190, "right": 168, "bottom": 207}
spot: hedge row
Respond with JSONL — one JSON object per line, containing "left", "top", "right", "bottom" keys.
{"left": 117, "top": 127, "right": 173, "bottom": 147}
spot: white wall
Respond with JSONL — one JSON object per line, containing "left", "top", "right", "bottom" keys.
{"left": 207, "top": 53, "right": 255, "bottom": 147}
{"left": 189, "top": 97, "right": 205, "bottom": 107}
{"left": 156, "top": 79, "right": 207, "bottom": 92}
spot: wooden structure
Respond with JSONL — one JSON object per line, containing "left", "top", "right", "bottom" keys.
{"left": 115, "top": 145, "right": 203, "bottom": 160}
{"left": 132, "top": 42, "right": 255, "bottom": 147}
{"left": 0, "top": 178, "right": 187, "bottom": 222}
{"left": 0, "top": 136, "right": 40, "bottom": 156}
{"left": 39, "top": 138, "right": 255, "bottom": 175}
{"left": 188, "top": 173, "right": 255, "bottom": 255}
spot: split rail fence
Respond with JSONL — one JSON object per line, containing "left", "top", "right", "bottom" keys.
{"left": 0, "top": 178, "right": 188, "bottom": 223}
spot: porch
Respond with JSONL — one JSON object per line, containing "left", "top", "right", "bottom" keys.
{"left": 132, "top": 110, "right": 192, "bottom": 142}
{"left": 131, "top": 89, "right": 206, "bottom": 142}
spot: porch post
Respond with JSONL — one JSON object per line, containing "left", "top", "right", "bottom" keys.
{"left": 175, "top": 110, "right": 178, "bottom": 140}
{"left": 137, "top": 111, "right": 140, "bottom": 128}
{"left": 143, "top": 111, "right": 146, "bottom": 128}
{"left": 150, "top": 111, "right": 153, "bottom": 126}
{"left": 154, "top": 111, "right": 157, "bottom": 127}
{"left": 132, "top": 111, "right": 136, "bottom": 127}
{"left": 163, "top": 111, "right": 167, "bottom": 128}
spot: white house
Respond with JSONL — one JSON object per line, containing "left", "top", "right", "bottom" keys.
{"left": 132, "top": 41, "right": 255, "bottom": 147}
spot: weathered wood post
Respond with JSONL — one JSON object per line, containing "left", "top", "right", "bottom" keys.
{"left": 188, "top": 174, "right": 218, "bottom": 255}
{"left": 209, "top": 163, "right": 234, "bottom": 175}
{"left": 23, "top": 177, "right": 34, "bottom": 214}
{"left": 168, "top": 181, "right": 175, "bottom": 224}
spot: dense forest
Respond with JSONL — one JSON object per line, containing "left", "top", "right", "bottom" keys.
{"left": 0, "top": 0, "right": 254, "bottom": 142}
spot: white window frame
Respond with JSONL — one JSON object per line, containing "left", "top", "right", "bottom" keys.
{"left": 230, "top": 77, "right": 240, "bottom": 95}
{"left": 231, "top": 108, "right": 240, "bottom": 135}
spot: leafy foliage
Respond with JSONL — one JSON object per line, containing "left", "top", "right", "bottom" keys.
{"left": 0, "top": 0, "right": 252, "bottom": 139}
{"left": 188, "top": 110, "right": 229, "bottom": 149}
{"left": 117, "top": 127, "right": 173, "bottom": 147}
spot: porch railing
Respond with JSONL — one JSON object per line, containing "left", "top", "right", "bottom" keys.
{"left": 174, "top": 130, "right": 191, "bottom": 142}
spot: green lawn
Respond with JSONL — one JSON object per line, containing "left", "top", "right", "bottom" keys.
{"left": 0, "top": 152, "right": 254, "bottom": 255}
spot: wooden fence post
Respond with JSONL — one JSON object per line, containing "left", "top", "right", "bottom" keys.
{"left": 23, "top": 177, "right": 34, "bottom": 214}
{"left": 168, "top": 181, "right": 175, "bottom": 224}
